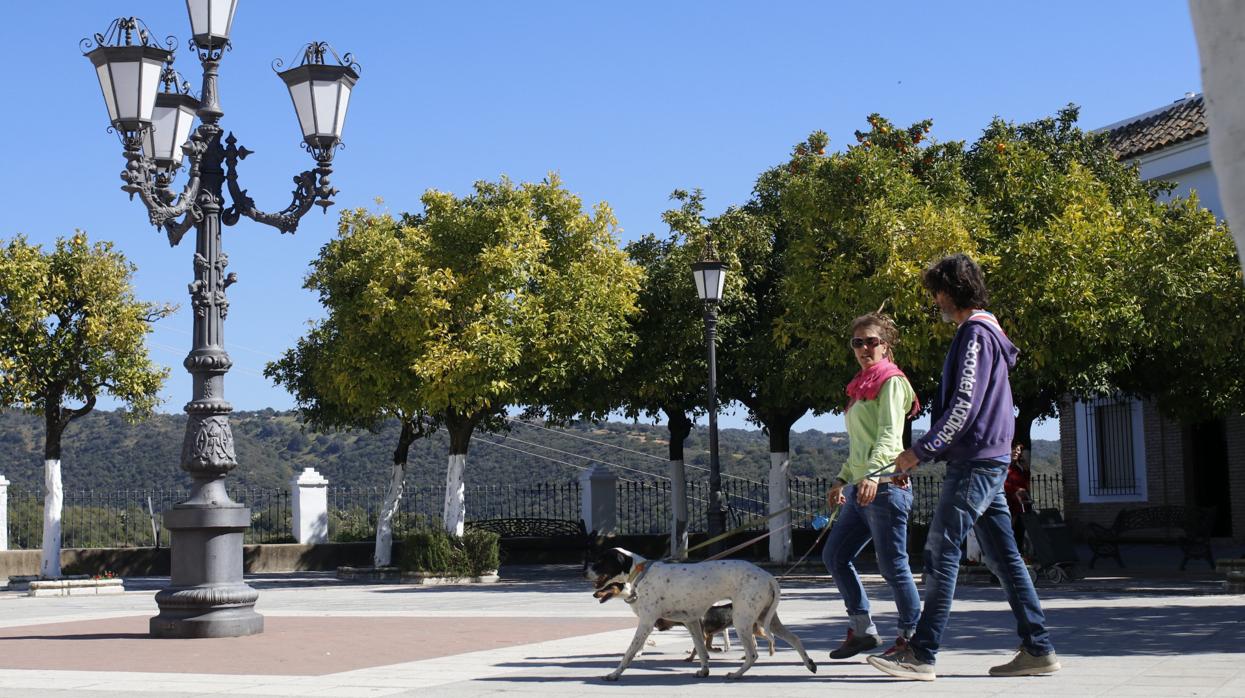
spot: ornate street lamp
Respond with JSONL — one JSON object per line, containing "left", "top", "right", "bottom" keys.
{"left": 691, "top": 237, "right": 727, "bottom": 552}
{"left": 83, "top": 5, "right": 359, "bottom": 638}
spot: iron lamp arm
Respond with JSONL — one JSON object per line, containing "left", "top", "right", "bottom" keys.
{"left": 222, "top": 133, "right": 336, "bottom": 234}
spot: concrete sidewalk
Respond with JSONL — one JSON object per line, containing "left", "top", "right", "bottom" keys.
{"left": 0, "top": 565, "right": 1242, "bottom": 697}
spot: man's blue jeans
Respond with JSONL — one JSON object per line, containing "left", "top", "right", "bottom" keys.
{"left": 822, "top": 482, "right": 921, "bottom": 638}
{"left": 910, "top": 459, "right": 1056, "bottom": 664}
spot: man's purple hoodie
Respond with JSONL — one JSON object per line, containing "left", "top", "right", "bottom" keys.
{"left": 913, "top": 311, "right": 1019, "bottom": 463}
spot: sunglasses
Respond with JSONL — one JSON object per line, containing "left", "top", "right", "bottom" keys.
{"left": 850, "top": 336, "right": 884, "bottom": 349}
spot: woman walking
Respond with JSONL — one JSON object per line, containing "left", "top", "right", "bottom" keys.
{"left": 823, "top": 312, "right": 922, "bottom": 659}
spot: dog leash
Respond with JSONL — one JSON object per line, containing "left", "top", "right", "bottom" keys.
{"left": 682, "top": 506, "right": 793, "bottom": 559}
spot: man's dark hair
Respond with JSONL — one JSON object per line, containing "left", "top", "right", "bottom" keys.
{"left": 922, "top": 254, "right": 989, "bottom": 310}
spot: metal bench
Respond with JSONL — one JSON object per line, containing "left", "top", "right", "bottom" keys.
{"left": 1086, "top": 505, "right": 1216, "bottom": 570}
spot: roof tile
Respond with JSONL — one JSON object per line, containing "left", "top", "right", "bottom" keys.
{"left": 1105, "top": 96, "right": 1207, "bottom": 160}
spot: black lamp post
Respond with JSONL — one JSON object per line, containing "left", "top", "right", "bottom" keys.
{"left": 82, "top": 2, "right": 359, "bottom": 639}
{"left": 691, "top": 238, "right": 727, "bottom": 552}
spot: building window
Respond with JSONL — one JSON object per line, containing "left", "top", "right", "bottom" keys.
{"left": 1073, "top": 397, "right": 1147, "bottom": 503}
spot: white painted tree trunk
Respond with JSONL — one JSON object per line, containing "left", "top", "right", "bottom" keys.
{"left": 768, "top": 451, "right": 792, "bottom": 563}
{"left": 669, "top": 459, "right": 688, "bottom": 559}
{"left": 40, "top": 459, "right": 63, "bottom": 579}
{"left": 444, "top": 453, "right": 467, "bottom": 537}
{"left": 373, "top": 462, "right": 405, "bottom": 567}
{"left": 1190, "top": 0, "right": 1245, "bottom": 276}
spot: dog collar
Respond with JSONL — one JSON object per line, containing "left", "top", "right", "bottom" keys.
{"left": 623, "top": 561, "right": 653, "bottom": 604}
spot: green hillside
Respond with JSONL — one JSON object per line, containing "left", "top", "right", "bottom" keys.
{"left": 0, "top": 409, "right": 1060, "bottom": 494}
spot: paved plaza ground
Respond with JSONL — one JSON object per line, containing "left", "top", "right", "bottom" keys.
{"left": 1, "top": 556, "right": 1242, "bottom": 697}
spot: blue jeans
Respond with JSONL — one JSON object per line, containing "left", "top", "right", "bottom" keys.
{"left": 910, "top": 459, "right": 1056, "bottom": 664}
{"left": 821, "top": 483, "right": 921, "bottom": 638}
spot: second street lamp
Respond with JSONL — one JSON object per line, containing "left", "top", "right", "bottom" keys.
{"left": 691, "top": 240, "right": 727, "bottom": 551}
{"left": 83, "top": 5, "right": 359, "bottom": 638}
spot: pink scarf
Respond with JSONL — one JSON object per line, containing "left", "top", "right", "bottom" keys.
{"left": 846, "top": 358, "right": 921, "bottom": 417}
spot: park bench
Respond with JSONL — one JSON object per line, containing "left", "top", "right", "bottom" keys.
{"left": 465, "top": 517, "right": 587, "bottom": 539}
{"left": 1086, "top": 505, "right": 1216, "bottom": 570}
{"left": 464, "top": 518, "right": 589, "bottom": 564}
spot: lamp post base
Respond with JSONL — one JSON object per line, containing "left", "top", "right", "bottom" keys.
{"left": 150, "top": 504, "right": 263, "bottom": 639}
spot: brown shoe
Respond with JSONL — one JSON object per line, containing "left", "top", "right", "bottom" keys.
{"left": 829, "top": 628, "right": 881, "bottom": 659}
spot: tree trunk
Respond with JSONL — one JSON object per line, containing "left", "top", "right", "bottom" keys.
{"left": 1014, "top": 398, "right": 1040, "bottom": 452}
{"left": 374, "top": 420, "right": 415, "bottom": 568}
{"left": 443, "top": 414, "right": 476, "bottom": 537}
{"left": 40, "top": 458, "right": 62, "bottom": 578}
{"left": 40, "top": 405, "right": 64, "bottom": 579}
{"left": 665, "top": 409, "right": 692, "bottom": 559}
{"left": 764, "top": 411, "right": 802, "bottom": 564}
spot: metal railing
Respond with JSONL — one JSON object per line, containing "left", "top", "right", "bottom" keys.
{"left": 5, "top": 485, "right": 293, "bottom": 548}
{"left": 2, "top": 473, "right": 1063, "bottom": 549}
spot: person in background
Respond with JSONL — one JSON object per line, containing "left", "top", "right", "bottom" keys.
{"left": 1004, "top": 440, "right": 1032, "bottom": 554}
{"left": 822, "top": 312, "right": 922, "bottom": 661}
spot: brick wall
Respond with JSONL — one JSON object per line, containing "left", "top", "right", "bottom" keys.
{"left": 1059, "top": 398, "right": 1186, "bottom": 532}
{"left": 1225, "top": 413, "right": 1245, "bottom": 543}
{"left": 1062, "top": 397, "right": 1245, "bottom": 544}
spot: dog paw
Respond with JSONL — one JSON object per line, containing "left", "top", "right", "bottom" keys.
{"left": 695, "top": 668, "right": 710, "bottom": 678}
{"left": 602, "top": 673, "right": 621, "bottom": 682}
{"left": 725, "top": 670, "right": 746, "bottom": 680}
{"left": 806, "top": 659, "right": 818, "bottom": 674}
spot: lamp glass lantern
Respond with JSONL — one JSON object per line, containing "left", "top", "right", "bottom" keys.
{"left": 185, "top": 0, "right": 238, "bottom": 49}
{"left": 691, "top": 259, "right": 727, "bottom": 303}
{"left": 278, "top": 61, "right": 359, "bottom": 154}
{"left": 143, "top": 91, "right": 200, "bottom": 168}
{"left": 86, "top": 43, "right": 173, "bottom": 133}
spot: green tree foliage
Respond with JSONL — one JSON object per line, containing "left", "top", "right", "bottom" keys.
{"left": 0, "top": 233, "right": 170, "bottom": 574}
{"left": 776, "top": 120, "right": 980, "bottom": 416}
{"left": 0, "top": 234, "right": 171, "bottom": 448}
{"left": 964, "top": 106, "right": 1245, "bottom": 440}
{"left": 615, "top": 197, "right": 721, "bottom": 458}
{"left": 267, "top": 175, "right": 642, "bottom": 534}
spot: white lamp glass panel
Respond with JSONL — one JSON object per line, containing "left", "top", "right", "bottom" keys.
{"left": 310, "top": 80, "right": 340, "bottom": 137}
{"left": 210, "top": 0, "right": 237, "bottom": 40}
{"left": 188, "top": 0, "right": 210, "bottom": 37}
{"left": 290, "top": 81, "right": 316, "bottom": 138}
{"left": 95, "top": 64, "right": 118, "bottom": 123}
{"left": 146, "top": 106, "right": 180, "bottom": 160}
{"left": 712, "top": 268, "right": 726, "bottom": 300}
{"left": 172, "top": 109, "right": 196, "bottom": 159}
{"left": 334, "top": 82, "right": 352, "bottom": 136}
{"left": 701, "top": 268, "right": 721, "bottom": 301}
{"left": 693, "top": 270, "right": 708, "bottom": 300}
{"left": 138, "top": 58, "right": 162, "bottom": 122}
{"left": 111, "top": 60, "right": 142, "bottom": 122}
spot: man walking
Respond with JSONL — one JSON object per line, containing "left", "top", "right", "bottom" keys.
{"left": 868, "top": 254, "right": 1059, "bottom": 681}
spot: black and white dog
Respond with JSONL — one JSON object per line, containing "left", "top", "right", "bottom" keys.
{"left": 585, "top": 546, "right": 817, "bottom": 681}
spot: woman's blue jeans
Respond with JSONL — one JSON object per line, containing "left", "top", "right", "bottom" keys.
{"left": 910, "top": 459, "right": 1056, "bottom": 664}
{"left": 821, "top": 482, "right": 921, "bottom": 638}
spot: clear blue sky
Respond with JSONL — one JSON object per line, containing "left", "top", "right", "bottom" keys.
{"left": 0, "top": 1, "right": 1206, "bottom": 440}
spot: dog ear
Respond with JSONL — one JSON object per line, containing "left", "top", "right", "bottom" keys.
{"left": 611, "top": 549, "right": 633, "bottom": 574}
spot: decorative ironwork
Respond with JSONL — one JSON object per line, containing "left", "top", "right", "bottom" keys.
{"left": 80, "top": 16, "right": 176, "bottom": 54}
{"left": 188, "top": 37, "right": 231, "bottom": 63}
{"left": 222, "top": 133, "right": 327, "bottom": 234}
{"left": 272, "top": 41, "right": 362, "bottom": 75}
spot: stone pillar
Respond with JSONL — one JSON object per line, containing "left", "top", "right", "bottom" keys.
{"left": 291, "top": 468, "right": 329, "bottom": 544}
{"left": 580, "top": 464, "right": 618, "bottom": 535}
{"left": 0, "top": 474, "right": 8, "bottom": 551}
{"left": 768, "top": 452, "right": 792, "bottom": 563}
